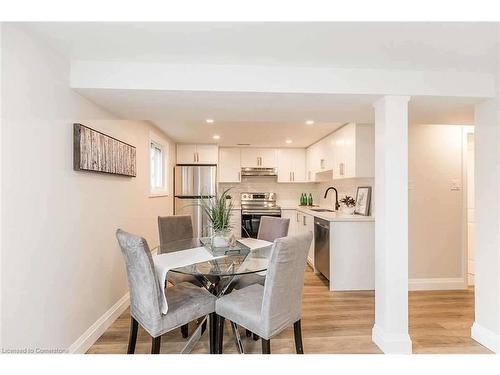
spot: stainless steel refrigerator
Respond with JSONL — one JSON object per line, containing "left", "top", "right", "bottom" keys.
{"left": 174, "top": 165, "right": 217, "bottom": 238}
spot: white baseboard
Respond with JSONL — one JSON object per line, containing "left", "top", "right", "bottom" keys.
{"left": 408, "top": 277, "right": 467, "bottom": 291}
{"left": 471, "top": 322, "right": 500, "bottom": 353}
{"left": 372, "top": 324, "right": 412, "bottom": 354}
{"left": 68, "top": 293, "right": 130, "bottom": 354}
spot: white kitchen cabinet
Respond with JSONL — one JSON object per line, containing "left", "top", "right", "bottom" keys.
{"left": 331, "top": 123, "right": 374, "bottom": 179}
{"left": 229, "top": 208, "right": 241, "bottom": 238}
{"left": 241, "top": 148, "right": 277, "bottom": 168}
{"left": 218, "top": 148, "right": 241, "bottom": 183}
{"left": 176, "top": 144, "right": 218, "bottom": 165}
{"left": 306, "top": 123, "right": 374, "bottom": 181}
{"left": 277, "top": 149, "right": 307, "bottom": 183}
{"left": 281, "top": 209, "right": 298, "bottom": 236}
{"left": 295, "top": 211, "right": 315, "bottom": 267}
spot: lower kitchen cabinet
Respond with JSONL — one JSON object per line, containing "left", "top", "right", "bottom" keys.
{"left": 283, "top": 209, "right": 315, "bottom": 267}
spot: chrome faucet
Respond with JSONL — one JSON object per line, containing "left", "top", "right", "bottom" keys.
{"left": 324, "top": 187, "right": 340, "bottom": 211}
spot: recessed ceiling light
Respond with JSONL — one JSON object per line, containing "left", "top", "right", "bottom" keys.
{"left": 305, "top": 120, "right": 315, "bottom": 125}
{"left": 213, "top": 135, "right": 220, "bottom": 140}
{"left": 285, "top": 139, "right": 293, "bottom": 144}
{"left": 206, "top": 119, "right": 214, "bottom": 124}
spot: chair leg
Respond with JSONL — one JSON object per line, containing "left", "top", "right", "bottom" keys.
{"left": 261, "top": 338, "right": 271, "bottom": 354}
{"left": 181, "top": 324, "right": 189, "bottom": 339}
{"left": 151, "top": 336, "right": 162, "bottom": 354}
{"left": 217, "top": 316, "right": 225, "bottom": 354}
{"left": 245, "top": 329, "right": 252, "bottom": 337}
{"left": 127, "top": 317, "right": 138, "bottom": 354}
{"left": 293, "top": 320, "right": 304, "bottom": 354}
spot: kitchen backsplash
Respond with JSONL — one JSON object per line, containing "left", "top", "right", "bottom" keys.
{"left": 317, "top": 178, "right": 375, "bottom": 214}
{"left": 219, "top": 177, "right": 374, "bottom": 213}
{"left": 219, "top": 179, "right": 319, "bottom": 208}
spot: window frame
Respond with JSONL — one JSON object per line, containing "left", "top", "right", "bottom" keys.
{"left": 149, "top": 132, "right": 169, "bottom": 197}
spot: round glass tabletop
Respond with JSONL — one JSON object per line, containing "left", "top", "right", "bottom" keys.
{"left": 153, "top": 237, "right": 273, "bottom": 277}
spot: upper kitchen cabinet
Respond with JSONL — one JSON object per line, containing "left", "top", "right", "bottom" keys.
{"left": 218, "top": 148, "right": 241, "bottom": 183}
{"left": 241, "top": 148, "right": 277, "bottom": 168}
{"left": 331, "top": 123, "right": 374, "bottom": 179}
{"left": 306, "top": 123, "right": 374, "bottom": 181}
{"left": 177, "top": 144, "right": 218, "bottom": 165}
{"left": 277, "top": 148, "right": 307, "bottom": 183}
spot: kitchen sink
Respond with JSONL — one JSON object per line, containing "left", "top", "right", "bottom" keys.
{"left": 310, "top": 208, "right": 335, "bottom": 212}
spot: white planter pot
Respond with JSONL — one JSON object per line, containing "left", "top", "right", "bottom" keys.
{"left": 341, "top": 206, "right": 356, "bottom": 215}
{"left": 212, "top": 230, "right": 230, "bottom": 247}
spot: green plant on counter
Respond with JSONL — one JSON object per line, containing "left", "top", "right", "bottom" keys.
{"left": 199, "top": 188, "right": 233, "bottom": 232}
{"left": 340, "top": 195, "right": 356, "bottom": 207}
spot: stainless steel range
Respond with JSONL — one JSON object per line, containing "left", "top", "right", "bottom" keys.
{"left": 241, "top": 192, "right": 281, "bottom": 238}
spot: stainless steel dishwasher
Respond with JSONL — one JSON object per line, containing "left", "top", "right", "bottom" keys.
{"left": 314, "top": 217, "right": 330, "bottom": 280}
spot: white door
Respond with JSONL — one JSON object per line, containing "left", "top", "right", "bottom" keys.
{"left": 196, "top": 145, "right": 219, "bottom": 164}
{"left": 240, "top": 148, "right": 261, "bottom": 167}
{"left": 291, "top": 148, "right": 307, "bottom": 182}
{"left": 277, "top": 149, "right": 294, "bottom": 182}
{"left": 306, "top": 143, "right": 320, "bottom": 181}
{"left": 281, "top": 209, "right": 297, "bottom": 236}
{"left": 177, "top": 145, "right": 198, "bottom": 164}
{"left": 302, "top": 213, "right": 315, "bottom": 265}
{"left": 259, "top": 148, "right": 278, "bottom": 167}
{"left": 219, "top": 148, "right": 241, "bottom": 182}
{"left": 342, "top": 123, "right": 356, "bottom": 178}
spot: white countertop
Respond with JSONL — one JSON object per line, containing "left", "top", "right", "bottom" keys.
{"left": 294, "top": 205, "right": 375, "bottom": 222}
{"left": 231, "top": 203, "right": 374, "bottom": 222}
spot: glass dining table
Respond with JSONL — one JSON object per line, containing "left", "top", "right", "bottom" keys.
{"left": 152, "top": 237, "right": 273, "bottom": 354}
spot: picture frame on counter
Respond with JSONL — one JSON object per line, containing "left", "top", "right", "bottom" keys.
{"left": 354, "top": 186, "right": 371, "bottom": 216}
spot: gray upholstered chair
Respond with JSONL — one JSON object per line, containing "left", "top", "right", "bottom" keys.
{"left": 158, "top": 215, "right": 204, "bottom": 338}
{"left": 158, "top": 215, "right": 202, "bottom": 286}
{"left": 233, "top": 216, "right": 290, "bottom": 340}
{"left": 116, "top": 229, "right": 217, "bottom": 354}
{"left": 216, "top": 232, "right": 313, "bottom": 354}
{"left": 233, "top": 216, "right": 290, "bottom": 290}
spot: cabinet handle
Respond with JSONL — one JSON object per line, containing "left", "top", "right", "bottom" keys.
{"left": 293, "top": 171, "right": 295, "bottom": 181}
{"left": 303, "top": 216, "right": 306, "bottom": 226}
{"left": 340, "top": 162, "right": 344, "bottom": 176}
{"left": 194, "top": 153, "right": 197, "bottom": 163}
{"left": 289, "top": 172, "right": 292, "bottom": 181}
{"left": 296, "top": 213, "right": 300, "bottom": 222}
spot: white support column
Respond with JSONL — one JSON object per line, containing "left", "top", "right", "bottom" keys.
{"left": 372, "top": 95, "right": 412, "bottom": 354}
{"left": 471, "top": 97, "right": 500, "bottom": 353}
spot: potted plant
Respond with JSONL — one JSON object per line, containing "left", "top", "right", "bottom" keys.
{"left": 339, "top": 195, "right": 356, "bottom": 215}
{"left": 200, "top": 188, "right": 233, "bottom": 247}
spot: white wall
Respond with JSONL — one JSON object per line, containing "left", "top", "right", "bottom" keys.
{"left": 472, "top": 96, "right": 500, "bottom": 353}
{"left": 1, "top": 24, "right": 175, "bottom": 352}
{"left": 408, "top": 124, "right": 466, "bottom": 288}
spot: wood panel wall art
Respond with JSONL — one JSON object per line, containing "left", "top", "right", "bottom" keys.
{"left": 73, "top": 123, "right": 136, "bottom": 177}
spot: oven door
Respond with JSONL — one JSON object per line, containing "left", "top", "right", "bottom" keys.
{"left": 241, "top": 211, "right": 281, "bottom": 238}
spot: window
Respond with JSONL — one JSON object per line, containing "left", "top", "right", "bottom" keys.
{"left": 149, "top": 136, "right": 168, "bottom": 196}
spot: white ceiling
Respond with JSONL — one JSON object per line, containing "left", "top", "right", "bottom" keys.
{"left": 23, "top": 22, "right": 488, "bottom": 146}
{"left": 26, "top": 22, "right": 498, "bottom": 73}
{"left": 77, "top": 89, "right": 478, "bottom": 147}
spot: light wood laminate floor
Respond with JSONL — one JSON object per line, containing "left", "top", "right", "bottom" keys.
{"left": 87, "top": 268, "right": 491, "bottom": 354}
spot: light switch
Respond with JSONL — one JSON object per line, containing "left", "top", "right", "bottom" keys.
{"left": 450, "top": 179, "right": 461, "bottom": 191}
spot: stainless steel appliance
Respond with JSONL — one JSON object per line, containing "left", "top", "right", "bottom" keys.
{"left": 241, "top": 192, "right": 281, "bottom": 238}
{"left": 174, "top": 165, "right": 217, "bottom": 238}
{"left": 314, "top": 217, "right": 330, "bottom": 280}
{"left": 240, "top": 167, "right": 277, "bottom": 177}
